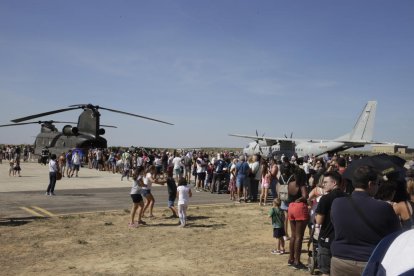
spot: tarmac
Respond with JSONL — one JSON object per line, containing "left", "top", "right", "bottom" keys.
{"left": 0, "top": 160, "right": 233, "bottom": 219}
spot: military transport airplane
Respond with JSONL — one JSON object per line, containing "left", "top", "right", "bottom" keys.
{"left": 230, "top": 101, "right": 388, "bottom": 158}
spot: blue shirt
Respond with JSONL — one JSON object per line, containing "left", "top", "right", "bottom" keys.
{"left": 236, "top": 161, "right": 250, "bottom": 178}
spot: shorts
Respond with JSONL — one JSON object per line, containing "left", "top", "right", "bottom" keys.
{"left": 236, "top": 176, "right": 247, "bottom": 189}
{"left": 184, "top": 166, "right": 191, "bottom": 175}
{"left": 174, "top": 168, "right": 181, "bottom": 177}
{"left": 168, "top": 200, "right": 175, "bottom": 208}
{"left": 141, "top": 189, "right": 151, "bottom": 197}
{"left": 66, "top": 163, "right": 73, "bottom": 169}
{"left": 130, "top": 194, "right": 143, "bottom": 203}
{"left": 288, "top": 202, "right": 309, "bottom": 221}
{"left": 273, "top": 227, "right": 286, "bottom": 239}
{"left": 261, "top": 182, "right": 270, "bottom": 189}
{"left": 168, "top": 194, "right": 176, "bottom": 202}
{"left": 197, "top": 172, "right": 206, "bottom": 181}
{"left": 73, "top": 164, "right": 80, "bottom": 171}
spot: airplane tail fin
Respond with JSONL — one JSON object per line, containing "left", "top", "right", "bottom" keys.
{"left": 335, "top": 101, "right": 377, "bottom": 142}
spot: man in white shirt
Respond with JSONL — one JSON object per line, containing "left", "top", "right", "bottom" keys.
{"left": 72, "top": 151, "right": 81, "bottom": 177}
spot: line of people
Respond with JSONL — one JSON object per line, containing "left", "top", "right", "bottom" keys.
{"left": 266, "top": 154, "right": 414, "bottom": 275}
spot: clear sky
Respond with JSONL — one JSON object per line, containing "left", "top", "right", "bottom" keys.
{"left": 1, "top": 1, "right": 413, "bottom": 148}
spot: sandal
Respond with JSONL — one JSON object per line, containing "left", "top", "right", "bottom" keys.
{"left": 138, "top": 220, "right": 147, "bottom": 225}
{"left": 271, "top": 249, "right": 280, "bottom": 254}
{"left": 128, "top": 223, "right": 138, "bottom": 228}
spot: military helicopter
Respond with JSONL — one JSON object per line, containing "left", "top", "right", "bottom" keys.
{"left": 1, "top": 104, "right": 173, "bottom": 156}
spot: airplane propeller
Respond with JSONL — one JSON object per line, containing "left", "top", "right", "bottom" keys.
{"left": 11, "top": 104, "right": 173, "bottom": 125}
{"left": 284, "top": 132, "right": 293, "bottom": 139}
{"left": 253, "top": 130, "right": 265, "bottom": 154}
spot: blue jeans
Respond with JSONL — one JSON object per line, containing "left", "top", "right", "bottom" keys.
{"left": 47, "top": 171, "right": 57, "bottom": 193}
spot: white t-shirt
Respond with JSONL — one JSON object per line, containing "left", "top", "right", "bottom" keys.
{"left": 172, "top": 157, "right": 182, "bottom": 170}
{"left": 154, "top": 157, "right": 162, "bottom": 166}
{"left": 250, "top": 161, "right": 261, "bottom": 180}
{"left": 196, "top": 158, "right": 206, "bottom": 173}
{"left": 143, "top": 173, "right": 153, "bottom": 190}
{"left": 72, "top": 153, "right": 81, "bottom": 165}
{"left": 136, "top": 156, "right": 143, "bottom": 167}
{"left": 177, "top": 185, "right": 191, "bottom": 205}
{"left": 49, "top": 159, "right": 57, "bottom": 172}
{"left": 130, "top": 175, "right": 143, "bottom": 194}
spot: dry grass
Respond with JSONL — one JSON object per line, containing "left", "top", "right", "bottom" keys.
{"left": 0, "top": 204, "right": 310, "bottom": 276}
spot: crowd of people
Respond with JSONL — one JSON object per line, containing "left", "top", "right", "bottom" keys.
{"left": 0, "top": 145, "right": 32, "bottom": 177}
{"left": 117, "top": 148, "right": 414, "bottom": 274}
{"left": 3, "top": 144, "right": 414, "bottom": 274}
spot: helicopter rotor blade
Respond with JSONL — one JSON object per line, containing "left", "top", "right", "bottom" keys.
{"left": 11, "top": 107, "right": 80, "bottom": 123}
{"left": 98, "top": 107, "right": 174, "bottom": 125}
{"left": 0, "top": 120, "right": 78, "bottom": 127}
{"left": 0, "top": 122, "right": 38, "bottom": 127}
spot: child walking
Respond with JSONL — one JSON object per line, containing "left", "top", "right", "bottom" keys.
{"left": 129, "top": 167, "right": 146, "bottom": 228}
{"left": 269, "top": 198, "right": 286, "bottom": 254}
{"left": 166, "top": 170, "right": 178, "bottom": 218}
{"left": 177, "top": 177, "right": 192, "bottom": 227}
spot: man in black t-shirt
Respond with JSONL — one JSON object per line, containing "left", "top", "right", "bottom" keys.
{"left": 315, "top": 171, "right": 347, "bottom": 276}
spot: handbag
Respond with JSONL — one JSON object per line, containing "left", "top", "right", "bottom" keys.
{"left": 56, "top": 170, "right": 62, "bottom": 180}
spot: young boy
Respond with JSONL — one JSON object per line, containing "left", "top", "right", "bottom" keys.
{"left": 269, "top": 198, "right": 286, "bottom": 254}
{"left": 166, "top": 171, "right": 178, "bottom": 218}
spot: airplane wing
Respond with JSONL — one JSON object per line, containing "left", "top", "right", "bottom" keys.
{"left": 229, "top": 134, "right": 387, "bottom": 145}
{"left": 228, "top": 134, "right": 310, "bottom": 145}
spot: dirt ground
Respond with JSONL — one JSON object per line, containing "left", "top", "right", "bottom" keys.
{"left": 0, "top": 204, "right": 312, "bottom": 276}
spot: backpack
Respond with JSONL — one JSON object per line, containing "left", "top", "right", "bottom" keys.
{"left": 278, "top": 174, "right": 294, "bottom": 201}
{"left": 184, "top": 156, "right": 192, "bottom": 166}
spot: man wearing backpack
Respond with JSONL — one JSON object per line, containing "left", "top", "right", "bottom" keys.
{"left": 211, "top": 154, "right": 227, "bottom": 194}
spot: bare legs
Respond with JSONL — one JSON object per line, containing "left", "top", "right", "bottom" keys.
{"left": 289, "top": 220, "right": 307, "bottom": 265}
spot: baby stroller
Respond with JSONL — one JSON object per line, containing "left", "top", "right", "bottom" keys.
{"left": 307, "top": 225, "right": 319, "bottom": 275}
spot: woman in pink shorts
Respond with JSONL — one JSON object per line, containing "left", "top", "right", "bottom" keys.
{"left": 259, "top": 161, "right": 272, "bottom": 206}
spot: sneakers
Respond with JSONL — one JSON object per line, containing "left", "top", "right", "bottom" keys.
{"left": 271, "top": 249, "right": 285, "bottom": 255}
{"left": 291, "top": 262, "right": 307, "bottom": 270}
{"left": 45, "top": 192, "right": 50, "bottom": 196}
{"left": 128, "top": 222, "right": 138, "bottom": 228}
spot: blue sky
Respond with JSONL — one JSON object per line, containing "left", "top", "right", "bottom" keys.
{"left": 0, "top": 1, "right": 413, "bottom": 148}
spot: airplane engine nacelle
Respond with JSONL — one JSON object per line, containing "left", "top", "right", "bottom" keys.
{"left": 62, "top": 125, "right": 79, "bottom": 136}
{"left": 98, "top": 128, "right": 105, "bottom": 135}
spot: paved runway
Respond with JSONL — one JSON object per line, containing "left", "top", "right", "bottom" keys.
{"left": 0, "top": 162, "right": 233, "bottom": 219}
